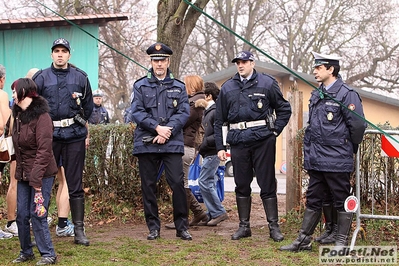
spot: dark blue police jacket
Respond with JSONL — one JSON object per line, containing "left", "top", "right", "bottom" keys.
{"left": 33, "top": 64, "right": 94, "bottom": 143}
{"left": 88, "top": 105, "right": 109, "bottom": 125}
{"left": 303, "top": 78, "right": 367, "bottom": 172}
{"left": 131, "top": 69, "right": 189, "bottom": 155}
{"left": 214, "top": 69, "right": 292, "bottom": 151}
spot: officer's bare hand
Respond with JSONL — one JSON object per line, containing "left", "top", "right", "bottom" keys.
{"left": 154, "top": 135, "right": 167, "bottom": 144}
{"left": 155, "top": 125, "right": 173, "bottom": 139}
{"left": 218, "top": 150, "right": 227, "bottom": 161}
{"left": 85, "top": 138, "right": 90, "bottom": 149}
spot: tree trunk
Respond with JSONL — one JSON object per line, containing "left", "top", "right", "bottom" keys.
{"left": 157, "top": 0, "right": 210, "bottom": 78}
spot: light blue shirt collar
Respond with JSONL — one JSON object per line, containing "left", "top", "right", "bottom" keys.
{"left": 241, "top": 73, "right": 252, "bottom": 82}
{"left": 325, "top": 79, "right": 338, "bottom": 91}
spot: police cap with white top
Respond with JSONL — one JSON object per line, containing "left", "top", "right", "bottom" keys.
{"left": 311, "top": 51, "right": 341, "bottom": 67}
{"left": 92, "top": 89, "right": 103, "bottom": 97}
{"left": 146, "top": 43, "right": 173, "bottom": 60}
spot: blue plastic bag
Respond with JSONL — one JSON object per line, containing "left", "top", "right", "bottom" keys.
{"left": 188, "top": 154, "right": 203, "bottom": 202}
{"left": 188, "top": 154, "right": 225, "bottom": 203}
{"left": 216, "top": 165, "right": 225, "bottom": 202}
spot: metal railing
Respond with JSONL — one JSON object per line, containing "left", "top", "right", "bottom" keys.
{"left": 350, "top": 129, "right": 399, "bottom": 249}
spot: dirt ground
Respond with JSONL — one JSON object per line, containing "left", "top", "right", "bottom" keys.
{"left": 85, "top": 192, "right": 286, "bottom": 242}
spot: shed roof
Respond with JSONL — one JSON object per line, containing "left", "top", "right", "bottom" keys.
{"left": 0, "top": 13, "right": 129, "bottom": 30}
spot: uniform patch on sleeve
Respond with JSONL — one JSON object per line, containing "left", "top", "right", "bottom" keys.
{"left": 348, "top": 104, "right": 356, "bottom": 111}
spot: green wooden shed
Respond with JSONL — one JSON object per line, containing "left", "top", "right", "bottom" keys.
{"left": 0, "top": 13, "right": 129, "bottom": 99}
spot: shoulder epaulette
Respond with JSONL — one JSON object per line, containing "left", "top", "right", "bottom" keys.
{"left": 221, "top": 77, "right": 233, "bottom": 87}
{"left": 74, "top": 67, "right": 88, "bottom": 77}
{"left": 341, "top": 83, "right": 353, "bottom": 91}
{"left": 174, "top": 78, "right": 185, "bottom": 85}
{"left": 134, "top": 76, "right": 147, "bottom": 85}
{"left": 260, "top": 72, "right": 275, "bottom": 81}
{"left": 31, "top": 69, "right": 43, "bottom": 80}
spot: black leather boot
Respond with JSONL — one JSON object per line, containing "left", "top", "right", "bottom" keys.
{"left": 334, "top": 211, "right": 354, "bottom": 247}
{"left": 321, "top": 223, "right": 337, "bottom": 244}
{"left": 315, "top": 204, "right": 337, "bottom": 244}
{"left": 280, "top": 208, "right": 321, "bottom": 252}
{"left": 328, "top": 211, "right": 354, "bottom": 256}
{"left": 263, "top": 197, "right": 284, "bottom": 242}
{"left": 231, "top": 196, "right": 252, "bottom": 240}
{"left": 70, "top": 197, "right": 90, "bottom": 246}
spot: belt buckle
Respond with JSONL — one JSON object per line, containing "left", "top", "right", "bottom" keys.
{"left": 238, "top": 122, "right": 246, "bottom": 130}
{"left": 61, "top": 119, "right": 69, "bottom": 127}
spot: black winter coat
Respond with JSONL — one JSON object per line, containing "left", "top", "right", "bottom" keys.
{"left": 199, "top": 102, "right": 217, "bottom": 158}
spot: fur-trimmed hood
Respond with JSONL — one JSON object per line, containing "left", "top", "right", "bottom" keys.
{"left": 12, "top": 96, "right": 50, "bottom": 124}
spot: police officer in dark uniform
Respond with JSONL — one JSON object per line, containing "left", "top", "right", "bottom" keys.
{"left": 88, "top": 89, "right": 110, "bottom": 124}
{"left": 214, "top": 51, "right": 291, "bottom": 241}
{"left": 280, "top": 51, "right": 367, "bottom": 252}
{"left": 131, "top": 42, "right": 192, "bottom": 240}
{"left": 33, "top": 38, "right": 93, "bottom": 246}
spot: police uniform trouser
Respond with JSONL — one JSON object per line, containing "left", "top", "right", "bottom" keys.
{"left": 306, "top": 170, "right": 351, "bottom": 212}
{"left": 137, "top": 153, "right": 189, "bottom": 231}
{"left": 231, "top": 135, "right": 277, "bottom": 199}
{"left": 53, "top": 140, "right": 86, "bottom": 199}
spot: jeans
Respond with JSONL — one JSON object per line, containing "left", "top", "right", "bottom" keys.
{"left": 16, "top": 177, "right": 56, "bottom": 258}
{"left": 198, "top": 155, "right": 226, "bottom": 218}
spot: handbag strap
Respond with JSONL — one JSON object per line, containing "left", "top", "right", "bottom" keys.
{"left": 4, "top": 115, "right": 13, "bottom": 137}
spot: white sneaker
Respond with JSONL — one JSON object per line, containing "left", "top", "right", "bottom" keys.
{"left": 4, "top": 221, "right": 18, "bottom": 236}
{"left": 56, "top": 220, "right": 75, "bottom": 237}
{"left": 0, "top": 229, "right": 13, "bottom": 239}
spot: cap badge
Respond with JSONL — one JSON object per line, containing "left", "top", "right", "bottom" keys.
{"left": 237, "top": 52, "right": 246, "bottom": 58}
{"left": 155, "top": 44, "right": 162, "bottom": 51}
{"left": 57, "top": 38, "right": 67, "bottom": 44}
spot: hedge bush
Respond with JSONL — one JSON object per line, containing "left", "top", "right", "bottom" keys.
{"left": 0, "top": 124, "right": 171, "bottom": 211}
{"left": 84, "top": 123, "right": 171, "bottom": 207}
